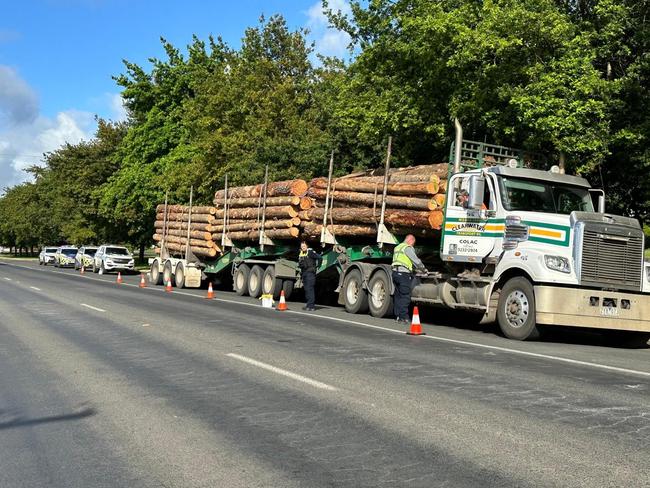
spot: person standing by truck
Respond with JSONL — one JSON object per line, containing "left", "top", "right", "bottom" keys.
{"left": 392, "top": 235, "right": 427, "bottom": 324}
{"left": 298, "top": 241, "right": 322, "bottom": 311}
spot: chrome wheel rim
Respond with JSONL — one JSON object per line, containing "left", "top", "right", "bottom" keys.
{"left": 346, "top": 279, "right": 359, "bottom": 304}
{"left": 370, "top": 281, "right": 385, "bottom": 308}
{"left": 504, "top": 290, "right": 529, "bottom": 328}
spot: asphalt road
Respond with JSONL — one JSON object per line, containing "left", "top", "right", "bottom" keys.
{"left": 0, "top": 259, "right": 648, "bottom": 487}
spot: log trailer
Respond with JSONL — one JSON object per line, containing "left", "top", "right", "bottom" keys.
{"left": 151, "top": 121, "right": 650, "bottom": 342}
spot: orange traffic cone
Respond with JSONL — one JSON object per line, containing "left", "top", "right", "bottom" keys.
{"left": 406, "top": 306, "right": 425, "bottom": 335}
{"left": 80, "top": 265, "right": 85, "bottom": 275}
{"left": 165, "top": 279, "right": 173, "bottom": 292}
{"left": 117, "top": 272, "right": 123, "bottom": 284}
{"left": 139, "top": 273, "right": 147, "bottom": 288}
{"left": 276, "top": 290, "right": 288, "bottom": 311}
{"left": 205, "top": 282, "right": 215, "bottom": 299}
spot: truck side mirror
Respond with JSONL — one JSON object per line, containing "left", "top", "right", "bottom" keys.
{"left": 589, "top": 189, "right": 606, "bottom": 213}
{"left": 468, "top": 176, "right": 486, "bottom": 210}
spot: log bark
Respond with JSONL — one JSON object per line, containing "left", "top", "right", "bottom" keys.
{"left": 389, "top": 163, "right": 449, "bottom": 178}
{"left": 155, "top": 244, "right": 217, "bottom": 258}
{"left": 298, "top": 208, "right": 434, "bottom": 228}
{"left": 210, "top": 218, "right": 300, "bottom": 233}
{"left": 214, "top": 179, "right": 308, "bottom": 199}
{"left": 310, "top": 177, "right": 439, "bottom": 196}
{"left": 212, "top": 205, "right": 298, "bottom": 220}
{"left": 306, "top": 187, "right": 436, "bottom": 210}
{"left": 213, "top": 195, "right": 301, "bottom": 208}
{"left": 226, "top": 227, "right": 300, "bottom": 241}
{"left": 154, "top": 221, "right": 214, "bottom": 232}
{"left": 156, "top": 212, "right": 215, "bottom": 224}
{"left": 154, "top": 228, "right": 213, "bottom": 240}
{"left": 153, "top": 234, "right": 217, "bottom": 249}
{"left": 300, "top": 224, "right": 377, "bottom": 238}
{"left": 156, "top": 204, "right": 216, "bottom": 215}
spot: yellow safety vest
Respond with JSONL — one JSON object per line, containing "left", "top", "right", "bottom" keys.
{"left": 392, "top": 242, "right": 413, "bottom": 271}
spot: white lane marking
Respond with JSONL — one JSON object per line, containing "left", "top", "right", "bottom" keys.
{"left": 3, "top": 277, "right": 11, "bottom": 281}
{"left": 227, "top": 353, "right": 338, "bottom": 391}
{"left": 5, "top": 261, "right": 650, "bottom": 378}
{"left": 29, "top": 286, "right": 41, "bottom": 291}
{"left": 81, "top": 303, "right": 106, "bottom": 313}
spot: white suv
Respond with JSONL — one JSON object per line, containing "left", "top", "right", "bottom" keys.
{"left": 93, "top": 245, "right": 135, "bottom": 274}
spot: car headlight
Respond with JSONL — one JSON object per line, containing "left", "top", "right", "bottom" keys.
{"left": 544, "top": 255, "right": 571, "bottom": 274}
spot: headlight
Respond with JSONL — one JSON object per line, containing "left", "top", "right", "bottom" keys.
{"left": 544, "top": 255, "right": 571, "bottom": 274}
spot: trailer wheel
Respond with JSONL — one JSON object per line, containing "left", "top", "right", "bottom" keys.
{"left": 368, "top": 271, "right": 393, "bottom": 318}
{"left": 233, "top": 264, "right": 250, "bottom": 296}
{"left": 497, "top": 277, "right": 539, "bottom": 340}
{"left": 262, "top": 266, "right": 283, "bottom": 300}
{"left": 343, "top": 269, "right": 368, "bottom": 314}
{"left": 174, "top": 263, "right": 185, "bottom": 289}
{"left": 248, "top": 265, "right": 264, "bottom": 298}
{"left": 282, "top": 279, "right": 294, "bottom": 301}
{"left": 163, "top": 262, "right": 174, "bottom": 287}
{"left": 150, "top": 260, "right": 163, "bottom": 285}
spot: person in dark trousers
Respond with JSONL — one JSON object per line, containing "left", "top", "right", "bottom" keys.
{"left": 298, "top": 241, "right": 321, "bottom": 311}
{"left": 392, "top": 234, "right": 427, "bottom": 324}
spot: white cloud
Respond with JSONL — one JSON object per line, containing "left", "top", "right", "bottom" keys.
{"left": 305, "top": 0, "right": 352, "bottom": 59}
{"left": 109, "top": 92, "right": 128, "bottom": 122}
{"left": 0, "top": 66, "right": 95, "bottom": 189}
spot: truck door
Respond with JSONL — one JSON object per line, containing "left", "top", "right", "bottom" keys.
{"left": 441, "top": 173, "right": 500, "bottom": 264}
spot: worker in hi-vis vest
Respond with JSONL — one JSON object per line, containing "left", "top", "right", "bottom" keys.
{"left": 392, "top": 234, "right": 427, "bottom": 323}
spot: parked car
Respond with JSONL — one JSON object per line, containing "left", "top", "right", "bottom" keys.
{"left": 93, "top": 245, "right": 135, "bottom": 274}
{"left": 75, "top": 246, "right": 98, "bottom": 270}
{"left": 39, "top": 246, "right": 59, "bottom": 265}
{"left": 54, "top": 246, "right": 79, "bottom": 268}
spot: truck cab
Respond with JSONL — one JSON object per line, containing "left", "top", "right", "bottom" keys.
{"left": 414, "top": 136, "right": 650, "bottom": 342}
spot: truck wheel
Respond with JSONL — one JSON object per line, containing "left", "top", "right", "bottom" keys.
{"left": 282, "top": 279, "right": 294, "bottom": 301}
{"left": 262, "top": 267, "right": 283, "bottom": 300}
{"left": 233, "top": 264, "right": 250, "bottom": 296}
{"left": 343, "top": 269, "right": 368, "bottom": 314}
{"left": 248, "top": 265, "right": 264, "bottom": 298}
{"left": 368, "top": 271, "right": 393, "bottom": 318}
{"left": 174, "top": 263, "right": 185, "bottom": 289}
{"left": 150, "top": 260, "right": 163, "bottom": 285}
{"left": 497, "top": 277, "right": 539, "bottom": 340}
{"left": 163, "top": 262, "right": 173, "bottom": 286}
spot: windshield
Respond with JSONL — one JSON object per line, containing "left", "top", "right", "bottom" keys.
{"left": 106, "top": 247, "right": 130, "bottom": 255}
{"left": 61, "top": 249, "right": 77, "bottom": 256}
{"left": 45, "top": 248, "right": 57, "bottom": 253}
{"left": 498, "top": 176, "right": 594, "bottom": 214}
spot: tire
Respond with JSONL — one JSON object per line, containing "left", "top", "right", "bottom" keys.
{"left": 163, "top": 262, "right": 173, "bottom": 286}
{"left": 174, "top": 263, "right": 185, "bottom": 288}
{"left": 342, "top": 269, "right": 369, "bottom": 314}
{"left": 282, "top": 279, "right": 294, "bottom": 301}
{"left": 262, "top": 266, "right": 283, "bottom": 300}
{"left": 233, "top": 264, "right": 250, "bottom": 296}
{"left": 248, "top": 265, "right": 264, "bottom": 298}
{"left": 367, "top": 271, "right": 393, "bottom": 318}
{"left": 497, "top": 277, "right": 539, "bottom": 340}
{"left": 150, "top": 260, "right": 163, "bottom": 285}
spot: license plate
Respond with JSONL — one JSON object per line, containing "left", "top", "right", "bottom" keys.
{"left": 600, "top": 306, "right": 618, "bottom": 317}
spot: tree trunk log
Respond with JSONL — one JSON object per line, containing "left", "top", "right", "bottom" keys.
{"left": 225, "top": 227, "right": 300, "bottom": 241}
{"left": 155, "top": 244, "right": 217, "bottom": 258}
{"left": 153, "top": 234, "right": 217, "bottom": 249}
{"left": 311, "top": 177, "right": 440, "bottom": 195}
{"left": 156, "top": 204, "right": 216, "bottom": 215}
{"left": 210, "top": 218, "right": 300, "bottom": 233}
{"left": 212, "top": 205, "right": 298, "bottom": 219}
{"left": 154, "top": 221, "right": 214, "bottom": 232}
{"left": 154, "top": 228, "right": 213, "bottom": 240}
{"left": 214, "top": 179, "right": 308, "bottom": 199}
{"left": 213, "top": 195, "right": 301, "bottom": 208}
{"left": 156, "top": 212, "right": 215, "bottom": 224}
{"left": 300, "top": 224, "right": 377, "bottom": 239}
{"left": 299, "top": 208, "right": 434, "bottom": 228}
{"left": 306, "top": 187, "right": 436, "bottom": 210}
{"left": 433, "top": 193, "right": 446, "bottom": 208}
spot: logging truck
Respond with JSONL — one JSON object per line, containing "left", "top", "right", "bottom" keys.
{"left": 150, "top": 120, "right": 650, "bottom": 343}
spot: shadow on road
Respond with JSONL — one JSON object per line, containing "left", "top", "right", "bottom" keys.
{"left": 0, "top": 406, "right": 96, "bottom": 431}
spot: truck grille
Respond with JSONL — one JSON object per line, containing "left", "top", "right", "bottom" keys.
{"left": 580, "top": 226, "right": 643, "bottom": 290}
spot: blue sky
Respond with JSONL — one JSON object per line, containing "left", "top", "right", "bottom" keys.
{"left": 0, "top": 0, "right": 351, "bottom": 188}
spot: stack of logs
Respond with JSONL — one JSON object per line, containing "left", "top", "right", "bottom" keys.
{"left": 154, "top": 163, "right": 449, "bottom": 257}
{"left": 153, "top": 205, "right": 220, "bottom": 258}
{"left": 298, "top": 163, "right": 447, "bottom": 239}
